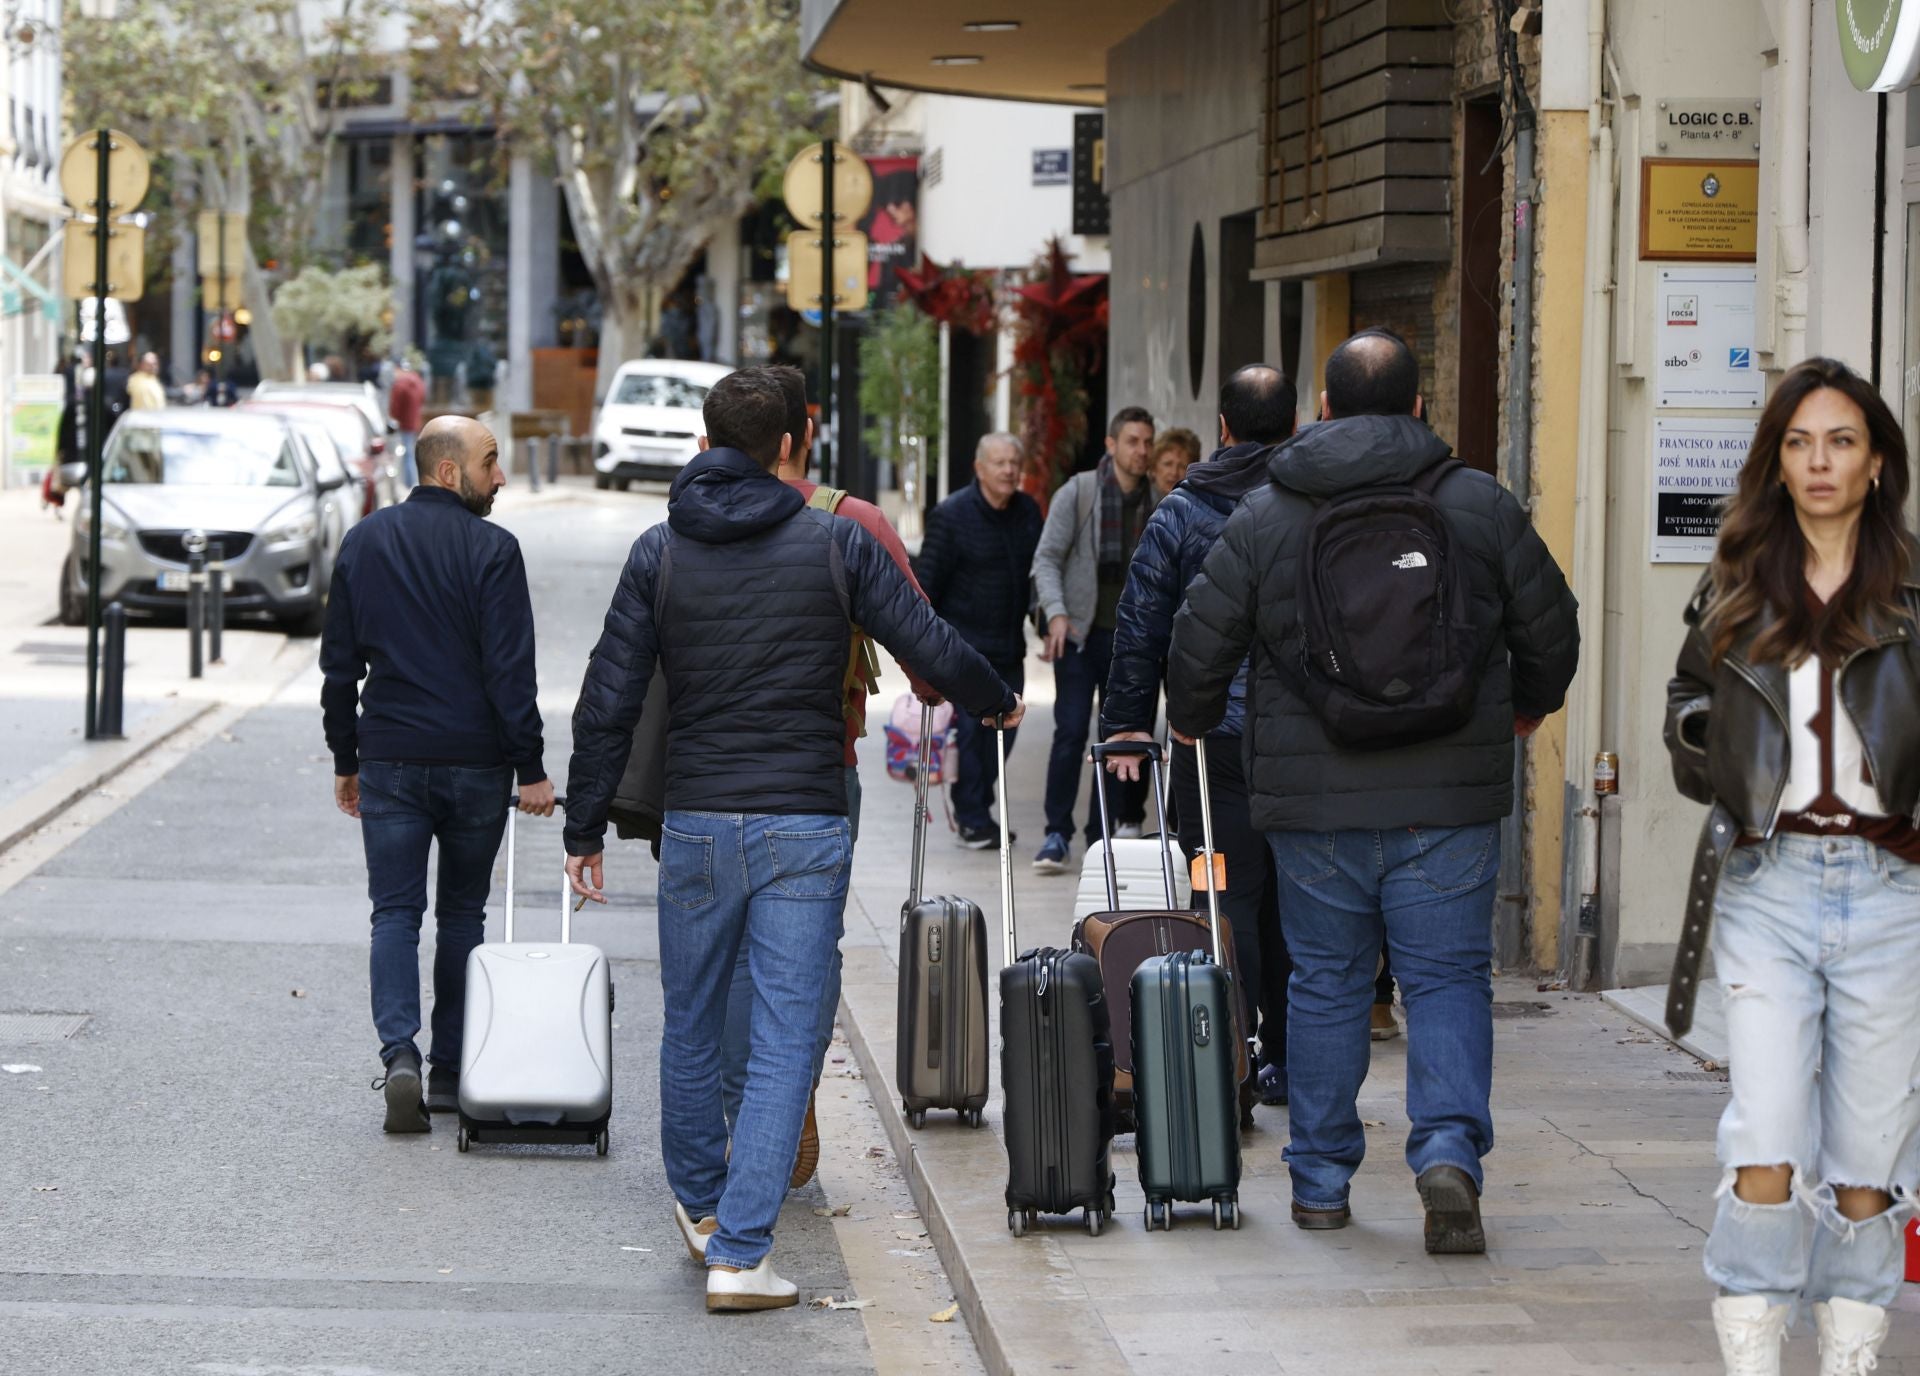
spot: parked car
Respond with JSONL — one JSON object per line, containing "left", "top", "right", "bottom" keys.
{"left": 591, "top": 359, "right": 733, "bottom": 489}
{"left": 57, "top": 408, "right": 350, "bottom": 636}
{"left": 249, "top": 379, "right": 391, "bottom": 437}
{"left": 241, "top": 399, "right": 397, "bottom": 514}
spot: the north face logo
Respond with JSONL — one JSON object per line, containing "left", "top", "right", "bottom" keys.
{"left": 1392, "top": 552, "right": 1429, "bottom": 570}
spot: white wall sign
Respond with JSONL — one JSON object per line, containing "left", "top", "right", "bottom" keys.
{"left": 1651, "top": 414, "right": 1755, "bottom": 563}
{"left": 1656, "top": 266, "right": 1762, "bottom": 408}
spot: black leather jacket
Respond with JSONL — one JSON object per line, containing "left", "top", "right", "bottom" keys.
{"left": 1661, "top": 573, "right": 1920, "bottom": 1035}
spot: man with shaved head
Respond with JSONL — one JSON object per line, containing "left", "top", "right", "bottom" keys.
{"left": 321, "top": 413, "right": 555, "bottom": 1133}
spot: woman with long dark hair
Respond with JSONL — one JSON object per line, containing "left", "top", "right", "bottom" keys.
{"left": 1666, "top": 357, "right": 1920, "bottom": 1375}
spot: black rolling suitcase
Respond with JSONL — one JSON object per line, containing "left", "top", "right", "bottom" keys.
{"left": 898, "top": 703, "right": 990, "bottom": 1129}
{"left": 995, "top": 725, "right": 1117, "bottom": 1237}
{"left": 1133, "top": 738, "right": 1243, "bottom": 1231}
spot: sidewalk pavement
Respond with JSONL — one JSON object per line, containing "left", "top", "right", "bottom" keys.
{"left": 832, "top": 653, "right": 1920, "bottom": 1374}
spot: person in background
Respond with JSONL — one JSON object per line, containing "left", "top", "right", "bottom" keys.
{"left": 128, "top": 352, "right": 166, "bottom": 411}
{"left": 712, "top": 363, "right": 938, "bottom": 1191}
{"left": 1105, "top": 365, "right": 1298, "bottom": 1113}
{"left": 1030, "top": 404, "right": 1158, "bottom": 873}
{"left": 1167, "top": 329, "right": 1578, "bottom": 1254}
{"left": 389, "top": 359, "right": 426, "bottom": 489}
{"left": 320, "top": 416, "right": 554, "bottom": 1135}
{"left": 309, "top": 361, "right": 332, "bottom": 383}
{"left": 1665, "top": 358, "right": 1920, "bottom": 1376}
{"left": 1150, "top": 427, "right": 1202, "bottom": 498}
{"left": 916, "top": 432, "right": 1045, "bottom": 849}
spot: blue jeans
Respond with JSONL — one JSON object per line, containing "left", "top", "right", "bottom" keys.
{"left": 719, "top": 767, "right": 860, "bottom": 1127}
{"left": 1704, "top": 835, "right": 1920, "bottom": 1309}
{"left": 658, "top": 809, "right": 850, "bottom": 1269}
{"left": 1269, "top": 823, "right": 1500, "bottom": 1211}
{"left": 358, "top": 761, "right": 512, "bottom": 1068}
{"left": 952, "top": 659, "right": 1023, "bottom": 833}
{"left": 1043, "top": 627, "right": 1146, "bottom": 841}
{"left": 398, "top": 430, "right": 419, "bottom": 488}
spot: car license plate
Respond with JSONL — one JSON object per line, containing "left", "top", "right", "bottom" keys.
{"left": 157, "top": 571, "right": 191, "bottom": 592}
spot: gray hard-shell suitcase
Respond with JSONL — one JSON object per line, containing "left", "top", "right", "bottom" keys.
{"left": 457, "top": 797, "right": 614, "bottom": 1155}
{"left": 1134, "top": 740, "right": 1243, "bottom": 1231}
{"left": 898, "top": 703, "right": 991, "bottom": 1128}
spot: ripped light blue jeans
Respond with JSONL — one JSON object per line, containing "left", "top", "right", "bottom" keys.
{"left": 1704, "top": 834, "right": 1920, "bottom": 1308}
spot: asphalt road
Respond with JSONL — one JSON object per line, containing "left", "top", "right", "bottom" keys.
{"left": 0, "top": 484, "right": 893, "bottom": 1375}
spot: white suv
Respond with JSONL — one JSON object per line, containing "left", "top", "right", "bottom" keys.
{"left": 592, "top": 360, "right": 733, "bottom": 490}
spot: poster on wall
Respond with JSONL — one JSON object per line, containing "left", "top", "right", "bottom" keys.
{"left": 857, "top": 155, "right": 919, "bottom": 307}
{"left": 8, "top": 374, "right": 63, "bottom": 489}
{"left": 1655, "top": 266, "right": 1762, "bottom": 409}
{"left": 1651, "top": 414, "right": 1756, "bottom": 563}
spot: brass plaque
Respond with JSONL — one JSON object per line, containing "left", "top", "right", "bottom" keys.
{"left": 1640, "top": 159, "right": 1759, "bottom": 262}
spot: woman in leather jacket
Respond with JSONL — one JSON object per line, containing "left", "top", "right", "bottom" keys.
{"left": 1663, "top": 358, "right": 1920, "bottom": 1376}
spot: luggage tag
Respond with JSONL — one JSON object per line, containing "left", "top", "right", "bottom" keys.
{"left": 1190, "top": 853, "right": 1226, "bottom": 894}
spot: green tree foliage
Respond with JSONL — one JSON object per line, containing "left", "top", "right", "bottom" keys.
{"left": 406, "top": 0, "right": 823, "bottom": 396}
{"left": 272, "top": 263, "right": 395, "bottom": 363}
{"left": 859, "top": 306, "right": 940, "bottom": 463}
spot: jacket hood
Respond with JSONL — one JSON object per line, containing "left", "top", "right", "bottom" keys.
{"left": 1267, "top": 415, "right": 1453, "bottom": 498}
{"left": 1182, "top": 441, "right": 1277, "bottom": 510}
{"left": 667, "top": 448, "right": 805, "bottom": 544}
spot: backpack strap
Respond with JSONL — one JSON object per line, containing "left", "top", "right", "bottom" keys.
{"left": 809, "top": 485, "right": 849, "bottom": 514}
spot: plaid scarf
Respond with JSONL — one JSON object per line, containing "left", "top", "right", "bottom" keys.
{"left": 1095, "top": 455, "right": 1155, "bottom": 582}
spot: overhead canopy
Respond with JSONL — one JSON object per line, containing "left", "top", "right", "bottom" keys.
{"left": 800, "top": 0, "right": 1175, "bottom": 105}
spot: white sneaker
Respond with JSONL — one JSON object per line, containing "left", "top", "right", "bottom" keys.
{"left": 706, "top": 1256, "right": 799, "bottom": 1312}
{"left": 1713, "top": 1295, "right": 1789, "bottom": 1376}
{"left": 1816, "top": 1297, "right": 1890, "bottom": 1375}
{"left": 674, "top": 1202, "right": 718, "bottom": 1264}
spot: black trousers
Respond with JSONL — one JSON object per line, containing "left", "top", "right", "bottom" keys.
{"left": 1169, "top": 737, "right": 1289, "bottom": 1070}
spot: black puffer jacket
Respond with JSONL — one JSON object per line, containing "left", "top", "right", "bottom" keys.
{"left": 1103, "top": 442, "right": 1270, "bottom": 739}
{"left": 564, "top": 449, "right": 1017, "bottom": 856}
{"left": 914, "top": 482, "right": 1043, "bottom": 664}
{"left": 1166, "top": 416, "right": 1580, "bottom": 831}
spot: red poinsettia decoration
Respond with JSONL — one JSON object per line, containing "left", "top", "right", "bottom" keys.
{"left": 895, "top": 255, "right": 999, "bottom": 336}
{"left": 1011, "top": 239, "right": 1109, "bottom": 505}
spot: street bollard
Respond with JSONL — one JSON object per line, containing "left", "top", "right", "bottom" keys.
{"left": 97, "top": 602, "right": 127, "bottom": 740}
{"left": 548, "top": 434, "right": 562, "bottom": 485}
{"left": 526, "top": 435, "right": 540, "bottom": 492}
{"left": 187, "top": 547, "right": 206, "bottom": 679}
{"left": 207, "top": 541, "right": 225, "bottom": 666}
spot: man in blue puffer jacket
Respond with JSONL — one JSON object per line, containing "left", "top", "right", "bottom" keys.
{"left": 1102, "top": 363, "right": 1298, "bottom": 1111}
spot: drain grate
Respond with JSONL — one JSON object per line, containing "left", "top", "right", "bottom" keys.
{"left": 1666, "top": 1069, "right": 1728, "bottom": 1082}
{"left": 0, "top": 1012, "right": 91, "bottom": 1043}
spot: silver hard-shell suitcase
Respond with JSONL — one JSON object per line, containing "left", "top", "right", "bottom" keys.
{"left": 457, "top": 797, "right": 614, "bottom": 1155}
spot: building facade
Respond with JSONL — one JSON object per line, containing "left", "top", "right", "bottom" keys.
{"left": 1, "top": 0, "right": 69, "bottom": 489}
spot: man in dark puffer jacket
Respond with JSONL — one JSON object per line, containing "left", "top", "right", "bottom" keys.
{"left": 1103, "top": 363, "right": 1297, "bottom": 1114}
{"left": 1167, "top": 330, "right": 1578, "bottom": 1256}
{"left": 563, "top": 369, "right": 1023, "bottom": 1314}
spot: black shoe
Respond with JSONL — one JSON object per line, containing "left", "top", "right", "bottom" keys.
{"left": 374, "top": 1050, "right": 430, "bottom": 1133}
{"left": 1416, "top": 1165, "right": 1486, "bottom": 1254}
{"left": 426, "top": 1063, "right": 461, "bottom": 1114}
{"left": 1291, "top": 1200, "right": 1351, "bottom": 1231}
{"left": 1257, "top": 1060, "right": 1289, "bottom": 1106}
{"left": 958, "top": 825, "right": 999, "bottom": 850}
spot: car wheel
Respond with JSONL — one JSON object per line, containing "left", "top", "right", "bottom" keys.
{"left": 57, "top": 554, "right": 85, "bottom": 626}
{"left": 594, "top": 472, "right": 612, "bottom": 491}
{"left": 280, "top": 599, "right": 327, "bottom": 638}
{"left": 614, "top": 478, "right": 631, "bottom": 492}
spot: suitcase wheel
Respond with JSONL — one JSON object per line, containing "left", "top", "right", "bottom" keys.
{"left": 906, "top": 1105, "right": 928, "bottom": 1131}
{"left": 1212, "top": 1197, "right": 1240, "bottom": 1231}
{"left": 1144, "top": 1200, "right": 1167, "bottom": 1232}
{"left": 1084, "top": 1207, "right": 1106, "bottom": 1238}
{"left": 595, "top": 1128, "right": 610, "bottom": 1157}
{"left": 456, "top": 1126, "right": 471, "bottom": 1153}
{"left": 1007, "top": 1209, "right": 1027, "bottom": 1238}
{"left": 963, "top": 1108, "right": 985, "bottom": 1129}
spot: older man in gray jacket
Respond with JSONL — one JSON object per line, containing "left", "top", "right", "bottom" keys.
{"left": 1029, "top": 404, "right": 1157, "bottom": 873}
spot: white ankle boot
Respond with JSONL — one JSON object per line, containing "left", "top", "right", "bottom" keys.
{"left": 673, "top": 1202, "right": 717, "bottom": 1264}
{"left": 706, "top": 1256, "right": 799, "bottom": 1312}
{"left": 1816, "top": 1297, "right": 1890, "bottom": 1375}
{"left": 1713, "top": 1295, "right": 1789, "bottom": 1376}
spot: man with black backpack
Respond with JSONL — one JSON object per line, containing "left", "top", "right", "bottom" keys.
{"left": 1165, "top": 329, "right": 1578, "bottom": 1256}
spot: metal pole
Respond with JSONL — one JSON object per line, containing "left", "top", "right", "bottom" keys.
{"left": 215, "top": 210, "right": 228, "bottom": 399}
{"left": 548, "top": 432, "right": 560, "bottom": 484}
{"left": 187, "top": 546, "right": 205, "bottom": 679}
{"left": 97, "top": 603, "right": 126, "bottom": 740}
{"left": 84, "top": 128, "right": 111, "bottom": 740}
{"left": 526, "top": 434, "right": 540, "bottom": 491}
{"left": 820, "top": 138, "right": 836, "bottom": 488}
{"left": 207, "top": 540, "right": 225, "bottom": 665}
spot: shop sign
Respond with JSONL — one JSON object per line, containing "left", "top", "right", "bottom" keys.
{"left": 1651, "top": 415, "right": 1755, "bottom": 564}
{"left": 1651, "top": 98, "right": 1761, "bottom": 157}
{"left": 8, "top": 374, "right": 63, "bottom": 487}
{"left": 1073, "top": 113, "right": 1110, "bottom": 237}
{"left": 1838, "top": 0, "right": 1920, "bottom": 92}
{"left": 1655, "top": 267, "right": 1763, "bottom": 409}
{"left": 1640, "top": 159, "right": 1759, "bottom": 262}
{"left": 1032, "top": 149, "right": 1070, "bottom": 186}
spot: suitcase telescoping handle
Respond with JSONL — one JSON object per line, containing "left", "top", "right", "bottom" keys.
{"left": 504, "top": 794, "right": 571, "bottom": 946}
{"left": 1190, "top": 740, "right": 1228, "bottom": 968}
{"left": 1087, "top": 740, "right": 1179, "bottom": 911}
{"left": 905, "top": 701, "right": 935, "bottom": 919}
{"left": 994, "top": 720, "right": 1017, "bottom": 968}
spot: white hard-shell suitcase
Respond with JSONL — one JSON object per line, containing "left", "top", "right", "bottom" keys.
{"left": 1072, "top": 838, "right": 1191, "bottom": 922}
{"left": 457, "top": 797, "right": 614, "bottom": 1155}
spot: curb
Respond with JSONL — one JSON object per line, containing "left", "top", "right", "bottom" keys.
{"left": 0, "top": 699, "right": 218, "bottom": 856}
{"left": 836, "top": 944, "right": 1129, "bottom": 1376}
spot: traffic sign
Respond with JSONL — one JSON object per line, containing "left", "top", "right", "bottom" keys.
{"left": 782, "top": 143, "right": 873, "bottom": 229}
{"left": 195, "top": 211, "right": 247, "bottom": 275}
{"left": 58, "top": 130, "right": 149, "bottom": 215}
{"left": 785, "top": 229, "right": 868, "bottom": 312}
{"left": 201, "top": 273, "right": 244, "bottom": 312}
{"left": 61, "top": 220, "right": 144, "bottom": 301}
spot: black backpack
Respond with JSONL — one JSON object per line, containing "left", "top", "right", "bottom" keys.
{"left": 1293, "top": 458, "right": 1482, "bottom": 750}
